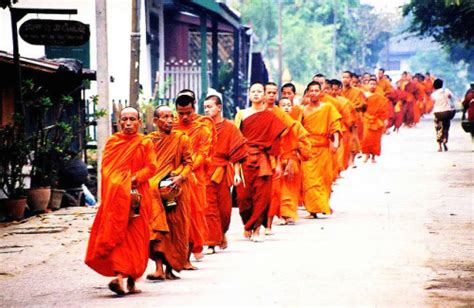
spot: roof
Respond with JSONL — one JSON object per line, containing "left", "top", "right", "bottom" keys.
{"left": 386, "top": 34, "right": 440, "bottom": 56}
{"left": 173, "top": 0, "right": 242, "bottom": 29}
{"left": 0, "top": 50, "right": 96, "bottom": 79}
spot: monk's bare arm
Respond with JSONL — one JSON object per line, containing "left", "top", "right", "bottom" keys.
{"left": 134, "top": 140, "right": 157, "bottom": 185}
{"left": 192, "top": 126, "right": 212, "bottom": 170}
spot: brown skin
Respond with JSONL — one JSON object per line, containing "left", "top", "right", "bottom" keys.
{"left": 176, "top": 103, "right": 194, "bottom": 126}
{"left": 204, "top": 98, "right": 222, "bottom": 123}
{"left": 368, "top": 80, "right": 378, "bottom": 93}
{"left": 342, "top": 72, "right": 352, "bottom": 88}
{"left": 265, "top": 85, "right": 279, "bottom": 107}
{"left": 377, "top": 70, "right": 385, "bottom": 81}
{"left": 330, "top": 84, "right": 342, "bottom": 97}
{"left": 281, "top": 87, "right": 296, "bottom": 103}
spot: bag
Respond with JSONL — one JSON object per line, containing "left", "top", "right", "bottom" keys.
{"left": 461, "top": 120, "right": 474, "bottom": 133}
{"left": 159, "top": 176, "right": 181, "bottom": 210}
{"left": 129, "top": 188, "right": 141, "bottom": 219}
{"left": 434, "top": 110, "right": 455, "bottom": 121}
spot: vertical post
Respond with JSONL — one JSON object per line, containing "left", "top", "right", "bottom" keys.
{"left": 129, "top": 0, "right": 141, "bottom": 108}
{"left": 211, "top": 19, "right": 219, "bottom": 90}
{"left": 233, "top": 27, "right": 240, "bottom": 110}
{"left": 95, "top": 0, "right": 111, "bottom": 201}
{"left": 10, "top": 8, "right": 24, "bottom": 117}
{"left": 332, "top": 0, "right": 337, "bottom": 77}
{"left": 277, "top": 0, "right": 283, "bottom": 86}
{"left": 158, "top": 2, "right": 165, "bottom": 100}
{"left": 199, "top": 13, "right": 208, "bottom": 114}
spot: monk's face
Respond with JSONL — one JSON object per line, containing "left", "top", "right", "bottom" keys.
{"left": 249, "top": 84, "right": 264, "bottom": 104}
{"left": 204, "top": 99, "right": 221, "bottom": 119}
{"left": 278, "top": 98, "right": 292, "bottom": 113}
{"left": 368, "top": 80, "right": 377, "bottom": 92}
{"left": 307, "top": 85, "right": 321, "bottom": 103}
{"left": 176, "top": 103, "right": 194, "bottom": 126}
{"left": 281, "top": 87, "right": 295, "bottom": 102}
{"left": 342, "top": 73, "right": 351, "bottom": 87}
{"left": 362, "top": 74, "right": 370, "bottom": 85}
{"left": 155, "top": 107, "right": 174, "bottom": 133}
{"left": 377, "top": 70, "right": 384, "bottom": 80}
{"left": 265, "top": 85, "right": 278, "bottom": 106}
{"left": 330, "top": 85, "right": 341, "bottom": 97}
{"left": 314, "top": 77, "right": 327, "bottom": 90}
{"left": 119, "top": 108, "right": 141, "bottom": 135}
{"left": 351, "top": 76, "right": 359, "bottom": 87}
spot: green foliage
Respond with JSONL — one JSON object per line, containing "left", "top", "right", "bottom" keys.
{"left": 408, "top": 50, "right": 469, "bottom": 98}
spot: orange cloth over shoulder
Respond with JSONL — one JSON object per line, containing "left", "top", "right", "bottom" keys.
{"left": 361, "top": 93, "right": 389, "bottom": 156}
{"left": 85, "top": 133, "right": 155, "bottom": 279}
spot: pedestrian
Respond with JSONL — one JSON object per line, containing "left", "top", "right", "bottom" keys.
{"left": 85, "top": 107, "right": 155, "bottom": 296}
{"left": 431, "top": 78, "right": 455, "bottom": 151}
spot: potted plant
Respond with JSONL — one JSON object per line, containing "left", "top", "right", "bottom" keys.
{"left": 0, "top": 118, "right": 31, "bottom": 220}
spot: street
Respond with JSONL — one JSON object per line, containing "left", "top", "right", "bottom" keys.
{"left": 0, "top": 116, "right": 472, "bottom": 307}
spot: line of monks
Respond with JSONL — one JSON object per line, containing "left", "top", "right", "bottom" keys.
{"left": 84, "top": 68, "right": 435, "bottom": 295}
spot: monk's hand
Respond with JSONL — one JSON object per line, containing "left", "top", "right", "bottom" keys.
{"left": 331, "top": 140, "right": 339, "bottom": 153}
{"left": 233, "top": 174, "right": 242, "bottom": 186}
{"left": 274, "top": 164, "right": 282, "bottom": 179}
{"left": 284, "top": 159, "right": 296, "bottom": 180}
{"left": 131, "top": 175, "right": 138, "bottom": 188}
{"left": 169, "top": 173, "right": 184, "bottom": 187}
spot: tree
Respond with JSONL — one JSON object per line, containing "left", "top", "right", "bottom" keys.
{"left": 403, "top": 0, "right": 474, "bottom": 79}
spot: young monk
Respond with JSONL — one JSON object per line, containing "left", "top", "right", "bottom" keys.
{"left": 361, "top": 78, "right": 390, "bottom": 163}
{"left": 146, "top": 105, "right": 193, "bottom": 281}
{"left": 277, "top": 97, "right": 311, "bottom": 224}
{"left": 301, "top": 81, "right": 342, "bottom": 218}
{"left": 85, "top": 107, "right": 155, "bottom": 295}
{"left": 281, "top": 82, "right": 304, "bottom": 120}
{"left": 203, "top": 95, "right": 247, "bottom": 254}
{"left": 234, "top": 82, "right": 286, "bottom": 242}
{"left": 377, "top": 68, "right": 393, "bottom": 95}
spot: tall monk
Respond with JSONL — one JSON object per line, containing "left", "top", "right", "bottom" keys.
{"left": 301, "top": 81, "right": 342, "bottom": 218}
{"left": 277, "top": 97, "right": 311, "bottom": 224}
{"left": 281, "top": 82, "right": 304, "bottom": 120}
{"left": 377, "top": 68, "right": 393, "bottom": 95}
{"left": 173, "top": 89, "right": 213, "bottom": 268}
{"left": 361, "top": 78, "right": 390, "bottom": 163}
{"left": 341, "top": 71, "right": 366, "bottom": 168}
{"left": 203, "top": 95, "right": 247, "bottom": 254}
{"left": 85, "top": 107, "right": 155, "bottom": 295}
{"left": 234, "top": 82, "right": 286, "bottom": 242}
{"left": 146, "top": 105, "right": 193, "bottom": 281}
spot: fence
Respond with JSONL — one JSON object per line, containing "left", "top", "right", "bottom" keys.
{"left": 162, "top": 62, "right": 211, "bottom": 103}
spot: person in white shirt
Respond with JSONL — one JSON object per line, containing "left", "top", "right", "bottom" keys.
{"left": 431, "top": 78, "right": 455, "bottom": 152}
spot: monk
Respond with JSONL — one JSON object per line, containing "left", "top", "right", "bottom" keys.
{"left": 387, "top": 87, "right": 408, "bottom": 132}
{"left": 146, "top": 105, "right": 193, "bottom": 281}
{"left": 361, "top": 78, "right": 390, "bottom": 163}
{"left": 277, "top": 97, "right": 311, "bottom": 224}
{"left": 173, "top": 89, "right": 213, "bottom": 268}
{"left": 341, "top": 71, "right": 366, "bottom": 168}
{"left": 281, "top": 82, "right": 304, "bottom": 120}
{"left": 377, "top": 68, "right": 393, "bottom": 95}
{"left": 301, "top": 81, "right": 342, "bottom": 218}
{"left": 234, "top": 82, "right": 286, "bottom": 242}
{"left": 203, "top": 95, "right": 247, "bottom": 254}
{"left": 313, "top": 73, "right": 331, "bottom": 92}
{"left": 85, "top": 107, "right": 155, "bottom": 295}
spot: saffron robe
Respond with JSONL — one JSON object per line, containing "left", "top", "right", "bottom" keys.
{"left": 174, "top": 115, "right": 213, "bottom": 253}
{"left": 85, "top": 133, "right": 155, "bottom": 279}
{"left": 146, "top": 130, "right": 193, "bottom": 272}
{"left": 301, "top": 103, "right": 342, "bottom": 215}
{"left": 361, "top": 93, "right": 389, "bottom": 156}
{"left": 235, "top": 109, "right": 285, "bottom": 231}
{"left": 205, "top": 119, "right": 247, "bottom": 246}
{"left": 342, "top": 86, "right": 366, "bottom": 151}
{"left": 377, "top": 78, "right": 393, "bottom": 95}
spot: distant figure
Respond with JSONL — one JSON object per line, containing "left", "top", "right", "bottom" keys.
{"left": 431, "top": 79, "right": 455, "bottom": 152}
{"left": 461, "top": 83, "right": 474, "bottom": 145}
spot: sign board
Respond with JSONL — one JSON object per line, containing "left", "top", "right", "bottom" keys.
{"left": 19, "top": 19, "right": 90, "bottom": 46}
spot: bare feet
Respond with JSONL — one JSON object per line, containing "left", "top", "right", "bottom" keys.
{"left": 305, "top": 213, "right": 318, "bottom": 219}
{"left": 126, "top": 277, "right": 142, "bottom": 294}
{"left": 244, "top": 230, "right": 252, "bottom": 240}
{"left": 193, "top": 252, "right": 204, "bottom": 261}
{"left": 146, "top": 272, "right": 166, "bottom": 281}
{"left": 165, "top": 270, "right": 181, "bottom": 280}
{"left": 219, "top": 235, "right": 228, "bottom": 250}
{"left": 108, "top": 278, "right": 126, "bottom": 296}
{"left": 183, "top": 262, "right": 198, "bottom": 270}
{"left": 264, "top": 228, "right": 273, "bottom": 235}
{"left": 286, "top": 218, "right": 295, "bottom": 225}
{"left": 205, "top": 246, "right": 216, "bottom": 255}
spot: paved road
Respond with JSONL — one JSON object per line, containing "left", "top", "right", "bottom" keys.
{"left": 0, "top": 117, "right": 472, "bottom": 307}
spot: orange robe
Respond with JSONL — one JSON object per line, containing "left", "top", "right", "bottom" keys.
{"left": 342, "top": 86, "right": 366, "bottom": 153}
{"left": 235, "top": 109, "right": 286, "bottom": 231}
{"left": 361, "top": 93, "right": 389, "bottom": 156}
{"left": 174, "top": 115, "right": 213, "bottom": 254}
{"left": 301, "top": 103, "right": 342, "bottom": 215}
{"left": 377, "top": 78, "right": 393, "bottom": 95}
{"left": 146, "top": 130, "right": 193, "bottom": 272}
{"left": 85, "top": 133, "right": 155, "bottom": 279}
{"left": 279, "top": 121, "right": 311, "bottom": 220}
{"left": 336, "top": 95, "right": 356, "bottom": 171}
{"left": 205, "top": 119, "right": 247, "bottom": 246}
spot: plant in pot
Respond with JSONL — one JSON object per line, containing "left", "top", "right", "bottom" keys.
{"left": 0, "top": 117, "right": 31, "bottom": 220}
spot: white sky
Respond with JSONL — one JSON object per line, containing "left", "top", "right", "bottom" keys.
{"left": 361, "top": 0, "right": 410, "bottom": 13}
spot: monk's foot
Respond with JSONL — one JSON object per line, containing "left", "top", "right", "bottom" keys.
{"left": 244, "top": 230, "right": 252, "bottom": 240}
{"left": 363, "top": 155, "right": 369, "bottom": 163}
{"left": 108, "top": 278, "right": 126, "bottom": 296}
{"left": 165, "top": 271, "right": 181, "bottom": 280}
{"left": 286, "top": 218, "right": 295, "bottom": 225}
{"left": 205, "top": 246, "right": 216, "bottom": 255}
{"left": 126, "top": 277, "right": 142, "bottom": 294}
{"left": 219, "top": 236, "right": 228, "bottom": 250}
{"left": 277, "top": 219, "right": 288, "bottom": 225}
{"left": 371, "top": 158, "right": 376, "bottom": 163}
{"left": 443, "top": 143, "right": 448, "bottom": 151}
{"left": 146, "top": 272, "right": 166, "bottom": 281}
{"left": 264, "top": 228, "right": 273, "bottom": 236}
{"left": 193, "top": 252, "right": 204, "bottom": 261}
{"left": 183, "top": 262, "right": 198, "bottom": 270}
{"left": 252, "top": 232, "right": 264, "bottom": 243}
{"left": 305, "top": 213, "right": 318, "bottom": 219}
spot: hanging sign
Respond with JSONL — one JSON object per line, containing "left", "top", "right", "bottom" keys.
{"left": 19, "top": 19, "right": 90, "bottom": 46}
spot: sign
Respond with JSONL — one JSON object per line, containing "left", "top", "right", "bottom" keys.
{"left": 19, "top": 19, "right": 90, "bottom": 46}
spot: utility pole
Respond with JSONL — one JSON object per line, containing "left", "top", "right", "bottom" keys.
{"left": 129, "top": 0, "right": 141, "bottom": 108}
{"left": 277, "top": 0, "right": 283, "bottom": 86}
{"left": 157, "top": 1, "right": 165, "bottom": 100}
{"left": 332, "top": 0, "right": 337, "bottom": 77}
{"left": 95, "top": 0, "right": 111, "bottom": 201}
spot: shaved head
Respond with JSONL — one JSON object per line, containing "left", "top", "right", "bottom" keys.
{"left": 120, "top": 106, "right": 140, "bottom": 119}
